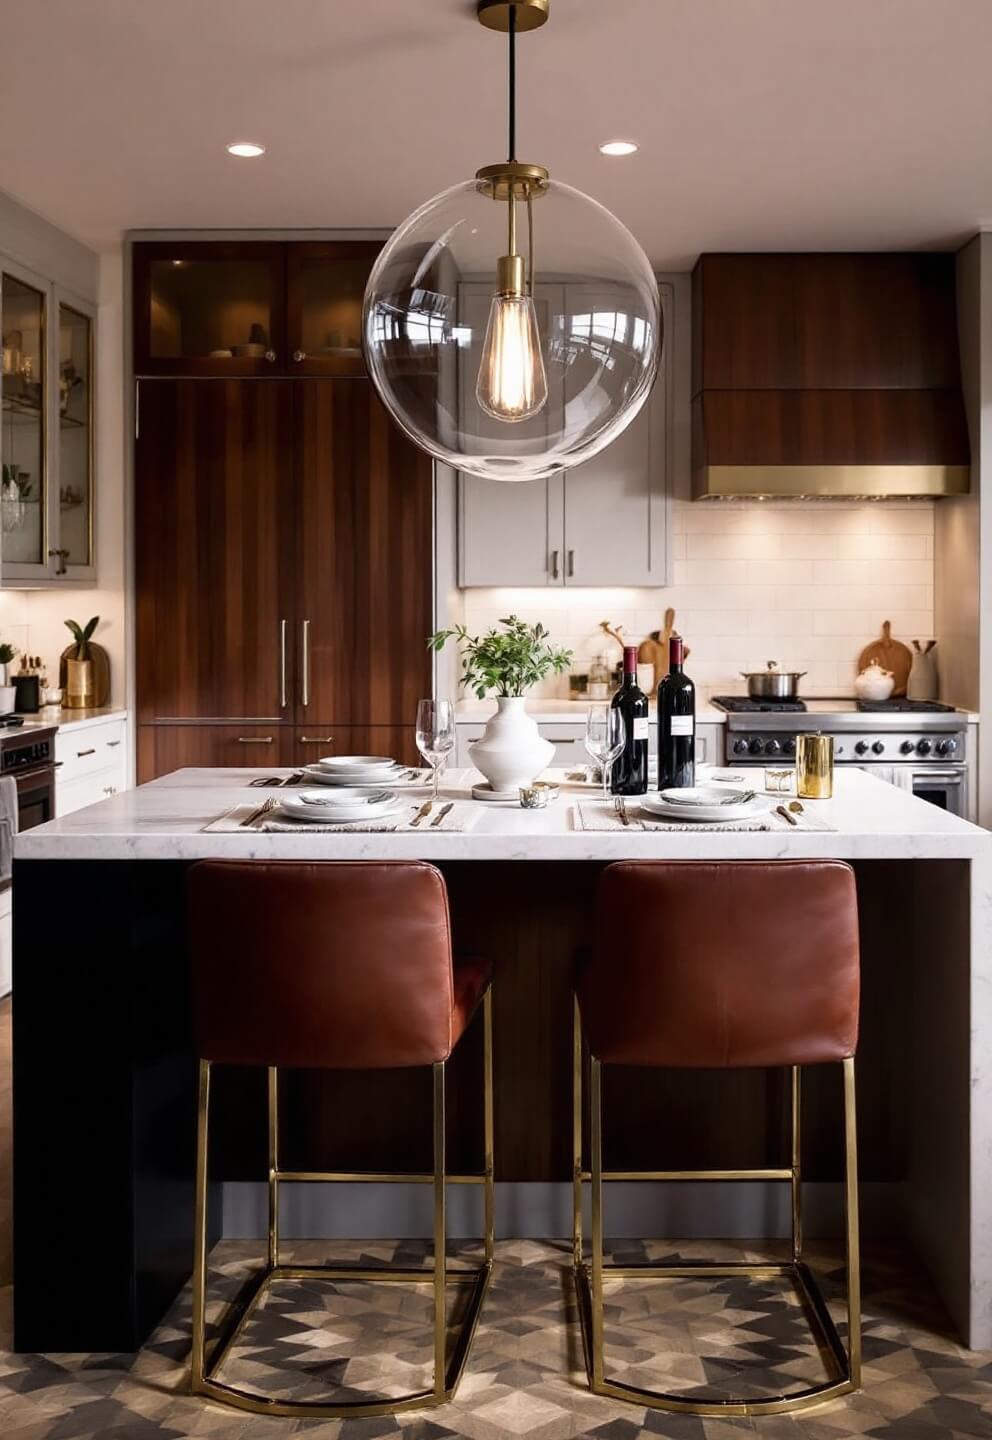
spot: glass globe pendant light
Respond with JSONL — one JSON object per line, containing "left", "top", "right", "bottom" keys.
{"left": 363, "top": 0, "right": 661, "bottom": 482}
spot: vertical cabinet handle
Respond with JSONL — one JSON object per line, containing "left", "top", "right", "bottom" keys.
{"left": 48, "top": 548, "right": 69, "bottom": 576}
{"left": 567, "top": 549, "right": 575, "bottom": 579}
{"left": 293, "top": 350, "right": 307, "bottom": 363}
{"left": 264, "top": 350, "right": 277, "bottom": 363}
{"left": 301, "top": 619, "right": 311, "bottom": 707}
{"left": 279, "top": 620, "right": 287, "bottom": 708}
{"left": 551, "top": 549, "right": 560, "bottom": 580}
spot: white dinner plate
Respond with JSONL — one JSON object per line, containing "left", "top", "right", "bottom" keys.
{"left": 642, "top": 785, "right": 771, "bottom": 823}
{"left": 277, "top": 791, "right": 402, "bottom": 824}
{"left": 305, "top": 762, "right": 404, "bottom": 786}
{"left": 316, "top": 755, "right": 396, "bottom": 772}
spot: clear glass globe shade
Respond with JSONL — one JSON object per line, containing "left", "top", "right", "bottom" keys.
{"left": 363, "top": 177, "right": 662, "bottom": 481}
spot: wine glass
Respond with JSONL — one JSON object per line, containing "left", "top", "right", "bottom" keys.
{"left": 585, "top": 705, "right": 625, "bottom": 801}
{"left": 416, "top": 699, "right": 456, "bottom": 801}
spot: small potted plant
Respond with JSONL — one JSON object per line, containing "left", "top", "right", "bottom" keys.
{"left": 0, "top": 641, "right": 17, "bottom": 713}
{"left": 429, "top": 616, "right": 572, "bottom": 793}
{"left": 64, "top": 616, "right": 99, "bottom": 709}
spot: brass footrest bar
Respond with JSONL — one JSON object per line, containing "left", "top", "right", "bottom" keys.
{"left": 580, "top": 1168, "right": 793, "bottom": 1182}
{"left": 198, "top": 1258, "right": 492, "bottom": 1420}
{"left": 274, "top": 1170, "right": 490, "bottom": 1185}
{"left": 574, "top": 1258, "right": 854, "bottom": 1418}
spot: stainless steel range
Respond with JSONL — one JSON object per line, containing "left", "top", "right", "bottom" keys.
{"left": 711, "top": 697, "right": 971, "bottom": 818}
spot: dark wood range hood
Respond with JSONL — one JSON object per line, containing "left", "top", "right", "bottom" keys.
{"left": 691, "top": 253, "right": 971, "bottom": 499}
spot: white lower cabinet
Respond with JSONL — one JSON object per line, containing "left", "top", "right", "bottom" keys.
{"left": 55, "top": 717, "right": 127, "bottom": 816}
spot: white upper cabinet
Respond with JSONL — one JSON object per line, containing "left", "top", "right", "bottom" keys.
{"left": 458, "top": 280, "right": 673, "bottom": 587}
{"left": 1, "top": 258, "right": 96, "bottom": 585}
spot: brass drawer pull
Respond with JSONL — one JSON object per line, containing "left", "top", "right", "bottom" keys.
{"left": 237, "top": 736, "right": 274, "bottom": 745}
{"left": 76, "top": 748, "right": 96, "bottom": 757}
{"left": 299, "top": 736, "right": 333, "bottom": 744}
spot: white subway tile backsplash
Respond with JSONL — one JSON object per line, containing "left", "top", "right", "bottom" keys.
{"left": 459, "top": 499, "right": 935, "bottom": 699}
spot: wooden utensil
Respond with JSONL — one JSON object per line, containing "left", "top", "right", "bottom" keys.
{"left": 857, "top": 621, "right": 913, "bottom": 698}
{"left": 638, "top": 607, "right": 690, "bottom": 695}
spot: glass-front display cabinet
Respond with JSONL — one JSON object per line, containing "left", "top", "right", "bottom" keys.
{"left": 0, "top": 260, "right": 95, "bottom": 583}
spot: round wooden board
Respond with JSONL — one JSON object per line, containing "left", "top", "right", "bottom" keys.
{"left": 59, "top": 641, "right": 111, "bottom": 707}
{"left": 857, "top": 621, "right": 912, "bottom": 698}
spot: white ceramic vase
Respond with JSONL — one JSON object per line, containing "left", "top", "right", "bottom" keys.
{"left": 468, "top": 696, "right": 554, "bottom": 793}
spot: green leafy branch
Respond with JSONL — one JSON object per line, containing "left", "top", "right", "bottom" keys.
{"left": 429, "top": 615, "right": 573, "bottom": 700}
{"left": 65, "top": 615, "right": 99, "bottom": 661}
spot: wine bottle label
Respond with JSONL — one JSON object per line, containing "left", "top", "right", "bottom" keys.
{"left": 633, "top": 717, "right": 649, "bottom": 740}
{"left": 669, "top": 715, "right": 694, "bottom": 737}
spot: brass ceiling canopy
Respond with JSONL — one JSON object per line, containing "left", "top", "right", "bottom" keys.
{"left": 477, "top": 0, "right": 550, "bottom": 34}
{"left": 475, "top": 160, "right": 549, "bottom": 201}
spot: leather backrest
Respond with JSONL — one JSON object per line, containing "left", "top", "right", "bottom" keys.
{"left": 578, "top": 860, "right": 860, "bottom": 1067}
{"left": 188, "top": 860, "right": 457, "bottom": 1069}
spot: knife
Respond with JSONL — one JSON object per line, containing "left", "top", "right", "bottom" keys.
{"left": 775, "top": 804, "right": 798, "bottom": 826}
{"left": 430, "top": 801, "right": 455, "bottom": 828}
{"left": 410, "top": 800, "right": 434, "bottom": 827}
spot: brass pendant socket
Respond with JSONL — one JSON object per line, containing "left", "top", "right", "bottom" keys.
{"left": 496, "top": 253, "right": 526, "bottom": 297}
{"left": 475, "top": 161, "right": 550, "bottom": 201}
{"left": 477, "top": 0, "right": 549, "bottom": 33}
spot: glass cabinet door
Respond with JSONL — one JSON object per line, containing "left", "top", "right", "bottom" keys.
{"left": 1, "top": 272, "right": 46, "bottom": 566}
{"left": 133, "top": 242, "right": 285, "bottom": 375}
{"left": 57, "top": 302, "right": 93, "bottom": 570}
{"left": 285, "top": 242, "right": 382, "bottom": 374}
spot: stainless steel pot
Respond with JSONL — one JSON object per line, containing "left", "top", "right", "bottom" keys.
{"left": 740, "top": 662, "right": 807, "bottom": 699}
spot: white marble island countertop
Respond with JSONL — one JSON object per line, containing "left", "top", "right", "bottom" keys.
{"left": 15, "top": 765, "right": 990, "bottom": 863}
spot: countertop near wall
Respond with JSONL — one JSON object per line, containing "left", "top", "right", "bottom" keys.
{"left": 11, "top": 706, "right": 127, "bottom": 735}
{"left": 454, "top": 698, "right": 979, "bottom": 725}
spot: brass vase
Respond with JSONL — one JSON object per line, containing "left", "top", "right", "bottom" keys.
{"left": 65, "top": 657, "right": 94, "bottom": 709}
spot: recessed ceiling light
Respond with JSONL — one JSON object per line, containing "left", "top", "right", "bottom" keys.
{"left": 599, "top": 140, "right": 638, "bottom": 156}
{"left": 227, "top": 141, "right": 265, "bottom": 158}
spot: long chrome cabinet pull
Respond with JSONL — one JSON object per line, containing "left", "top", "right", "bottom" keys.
{"left": 301, "top": 620, "right": 311, "bottom": 707}
{"left": 279, "top": 620, "right": 287, "bottom": 708}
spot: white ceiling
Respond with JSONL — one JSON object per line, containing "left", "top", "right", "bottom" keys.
{"left": 1, "top": 0, "right": 991, "bottom": 266}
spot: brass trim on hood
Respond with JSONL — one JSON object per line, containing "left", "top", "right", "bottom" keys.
{"left": 694, "top": 465, "right": 970, "bottom": 500}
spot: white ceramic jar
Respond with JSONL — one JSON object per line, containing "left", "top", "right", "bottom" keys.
{"left": 854, "top": 662, "right": 895, "bottom": 702}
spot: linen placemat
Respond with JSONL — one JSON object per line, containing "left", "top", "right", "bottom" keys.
{"left": 572, "top": 800, "right": 835, "bottom": 833}
{"left": 203, "top": 799, "right": 478, "bottom": 834}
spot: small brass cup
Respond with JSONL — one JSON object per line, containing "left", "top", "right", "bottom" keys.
{"left": 796, "top": 732, "right": 834, "bottom": 799}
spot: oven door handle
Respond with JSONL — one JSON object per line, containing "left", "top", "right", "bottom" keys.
{"left": 915, "top": 768, "right": 965, "bottom": 782}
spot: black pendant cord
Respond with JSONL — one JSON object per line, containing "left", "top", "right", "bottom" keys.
{"left": 507, "top": 4, "right": 517, "bottom": 161}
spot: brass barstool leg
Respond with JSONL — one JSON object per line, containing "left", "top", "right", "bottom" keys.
{"left": 191, "top": 1058, "right": 211, "bottom": 1392}
{"left": 791, "top": 1065, "right": 802, "bottom": 1262}
{"left": 483, "top": 990, "right": 495, "bottom": 1264}
{"left": 572, "top": 997, "right": 583, "bottom": 1267}
{"left": 589, "top": 1056, "right": 605, "bottom": 1390}
{"left": 433, "top": 1060, "right": 447, "bottom": 1400}
{"left": 843, "top": 1056, "right": 862, "bottom": 1387}
{"left": 268, "top": 1067, "right": 279, "bottom": 1270}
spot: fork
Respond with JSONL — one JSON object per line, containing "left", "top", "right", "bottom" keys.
{"left": 614, "top": 796, "right": 630, "bottom": 827}
{"left": 242, "top": 796, "right": 277, "bottom": 828}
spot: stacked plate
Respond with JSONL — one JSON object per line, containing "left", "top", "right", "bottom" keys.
{"left": 641, "top": 784, "right": 771, "bottom": 823}
{"left": 277, "top": 786, "right": 403, "bottom": 826}
{"left": 302, "top": 755, "right": 405, "bottom": 787}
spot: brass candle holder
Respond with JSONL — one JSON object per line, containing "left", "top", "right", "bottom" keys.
{"left": 796, "top": 732, "right": 834, "bottom": 799}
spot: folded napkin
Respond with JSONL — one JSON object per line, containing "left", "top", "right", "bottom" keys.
{"left": 203, "top": 799, "right": 478, "bottom": 834}
{"left": 572, "top": 800, "right": 835, "bottom": 833}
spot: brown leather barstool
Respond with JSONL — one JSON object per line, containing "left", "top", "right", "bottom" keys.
{"left": 572, "top": 859, "right": 861, "bottom": 1417}
{"left": 187, "top": 859, "right": 493, "bottom": 1420}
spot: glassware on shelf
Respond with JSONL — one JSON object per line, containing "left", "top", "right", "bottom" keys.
{"left": 1, "top": 273, "right": 45, "bottom": 565}
{"left": 584, "top": 704, "right": 625, "bottom": 802}
{"left": 416, "top": 698, "right": 456, "bottom": 802}
{"left": 58, "top": 304, "right": 92, "bottom": 567}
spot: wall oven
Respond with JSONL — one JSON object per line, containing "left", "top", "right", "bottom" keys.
{"left": 2, "top": 729, "right": 57, "bottom": 832}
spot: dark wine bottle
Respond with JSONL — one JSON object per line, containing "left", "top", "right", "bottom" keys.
{"left": 657, "top": 634, "right": 695, "bottom": 790}
{"left": 610, "top": 645, "right": 649, "bottom": 795}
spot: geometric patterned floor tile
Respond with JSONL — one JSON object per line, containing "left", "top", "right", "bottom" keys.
{"left": 0, "top": 1238, "right": 990, "bottom": 1439}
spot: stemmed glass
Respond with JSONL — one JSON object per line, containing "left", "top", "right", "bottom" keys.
{"left": 585, "top": 705, "right": 625, "bottom": 802}
{"left": 416, "top": 699, "right": 456, "bottom": 801}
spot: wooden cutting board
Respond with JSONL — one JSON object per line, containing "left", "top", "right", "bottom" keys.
{"left": 638, "top": 607, "right": 690, "bottom": 695}
{"left": 857, "top": 621, "right": 912, "bottom": 698}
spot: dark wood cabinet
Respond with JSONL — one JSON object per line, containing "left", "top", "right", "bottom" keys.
{"left": 135, "top": 379, "right": 297, "bottom": 724}
{"left": 134, "top": 239, "right": 383, "bottom": 378}
{"left": 135, "top": 336, "right": 433, "bottom": 780}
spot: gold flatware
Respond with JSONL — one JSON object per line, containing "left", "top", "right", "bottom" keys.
{"left": 430, "top": 802, "right": 455, "bottom": 828}
{"left": 788, "top": 799, "right": 804, "bottom": 813}
{"left": 410, "top": 800, "right": 434, "bottom": 827}
{"left": 614, "top": 796, "right": 630, "bottom": 826}
{"left": 775, "top": 804, "right": 798, "bottom": 826}
{"left": 242, "top": 796, "right": 277, "bottom": 828}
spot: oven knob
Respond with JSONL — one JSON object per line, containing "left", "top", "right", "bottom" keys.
{"left": 936, "top": 738, "right": 958, "bottom": 757}
{"left": 854, "top": 740, "right": 869, "bottom": 755}
{"left": 871, "top": 741, "right": 885, "bottom": 755}
{"left": 900, "top": 740, "right": 915, "bottom": 755}
{"left": 916, "top": 738, "right": 932, "bottom": 756}
{"left": 764, "top": 739, "right": 781, "bottom": 756}
{"left": 749, "top": 738, "right": 765, "bottom": 756}
{"left": 732, "top": 739, "right": 750, "bottom": 755}
{"left": 783, "top": 738, "right": 796, "bottom": 756}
